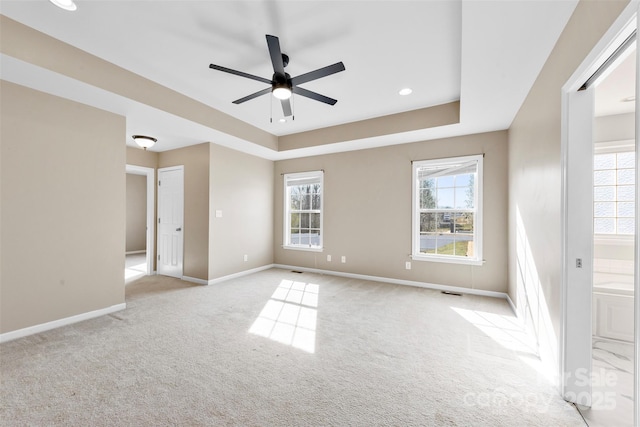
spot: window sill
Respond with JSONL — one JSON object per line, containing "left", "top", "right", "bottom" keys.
{"left": 412, "top": 254, "right": 484, "bottom": 266}
{"left": 283, "top": 245, "right": 323, "bottom": 253}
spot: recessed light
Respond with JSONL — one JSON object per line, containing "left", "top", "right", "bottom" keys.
{"left": 622, "top": 95, "right": 636, "bottom": 102}
{"left": 49, "top": 0, "right": 77, "bottom": 11}
{"left": 399, "top": 88, "right": 413, "bottom": 96}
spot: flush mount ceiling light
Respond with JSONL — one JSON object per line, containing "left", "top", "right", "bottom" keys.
{"left": 399, "top": 88, "right": 413, "bottom": 96}
{"left": 49, "top": 0, "right": 77, "bottom": 11}
{"left": 132, "top": 135, "right": 157, "bottom": 150}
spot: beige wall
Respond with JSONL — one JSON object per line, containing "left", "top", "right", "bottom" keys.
{"left": 127, "top": 146, "right": 158, "bottom": 170}
{"left": 209, "top": 144, "right": 274, "bottom": 279}
{"left": 158, "top": 143, "right": 210, "bottom": 280}
{"left": 275, "top": 131, "right": 508, "bottom": 292}
{"left": 126, "top": 174, "right": 147, "bottom": 252}
{"left": 0, "top": 81, "right": 126, "bottom": 334}
{"left": 508, "top": 0, "right": 629, "bottom": 377}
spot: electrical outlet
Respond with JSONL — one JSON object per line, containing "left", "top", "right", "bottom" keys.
{"left": 243, "top": 254, "right": 248, "bottom": 262}
{"left": 327, "top": 254, "right": 332, "bottom": 262}
{"left": 341, "top": 256, "right": 346, "bottom": 263}
{"left": 405, "top": 261, "right": 411, "bottom": 270}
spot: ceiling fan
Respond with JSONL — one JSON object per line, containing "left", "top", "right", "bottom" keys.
{"left": 209, "top": 34, "right": 345, "bottom": 118}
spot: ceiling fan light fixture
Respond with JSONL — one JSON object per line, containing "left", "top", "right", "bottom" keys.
{"left": 49, "top": 0, "right": 77, "bottom": 11}
{"left": 132, "top": 135, "right": 157, "bottom": 150}
{"left": 273, "top": 86, "right": 292, "bottom": 100}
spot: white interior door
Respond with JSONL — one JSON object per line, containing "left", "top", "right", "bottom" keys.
{"left": 158, "top": 166, "right": 184, "bottom": 279}
{"left": 562, "top": 87, "right": 595, "bottom": 406}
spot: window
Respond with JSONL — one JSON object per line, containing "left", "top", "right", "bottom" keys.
{"left": 593, "top": 148, "right": 635, "bottom": 236}
{"left": 284, "top": 171, "right": 323, "bottom": 251}
{"left": 412, "top": 155, "right": 483, "bottom": 265}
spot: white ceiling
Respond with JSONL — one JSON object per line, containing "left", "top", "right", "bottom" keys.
{"left": 0, "top": 0, "right": 580, "bottom": 159}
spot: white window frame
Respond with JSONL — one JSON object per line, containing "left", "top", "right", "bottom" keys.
{"left": 593, "top": 139, "right": 636, "bottom": 245}
{"left": 283, "top": 170, "right": 324, "bottom": 252}
{"left": 411, "top": 154, "right": 483, "bottom": 265}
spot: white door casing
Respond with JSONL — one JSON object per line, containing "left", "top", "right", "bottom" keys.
{"left": 560, "top": 2, "right": 638, "bottom": 417}
{"left": 126, "top": 164, "right": 155, "bottom": 275}
{"left": 158, "top": 166, "right": 184, "bottom": 278}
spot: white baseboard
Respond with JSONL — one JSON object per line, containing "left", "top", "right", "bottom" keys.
{"left": 125, "top": 250, "right": 146, "bottom": 255}
{"left": 208, "top": 264, "right": 275, "bottom": 285}
{"left": 182, "top": 275, "right": 209, "bottom": 285}
{"left": 0, "top": 303, "right": 127, "bottom": 344}
{"left": 182, "top": 265, "right": 276, "bottom": 286}
{"left": 273, "top": 264, "right": 512, "bottom": 302}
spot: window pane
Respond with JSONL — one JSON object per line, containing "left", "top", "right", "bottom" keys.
{"left": 437, "top": 213, "right": 452, "bottom": 233}
{"left": 290, "top": 213, "right": 300, "bottom": 228}
{"left": 617, "top": 202, "right": 635, "bottom": 217}
{"left": 437, "top": 175, "right": 454, "bottom": 188}
{"left": 420, "top": 187, "right": 436, "bottom": 209}
{"left": 420, "top": 213, "right": 437, "bottom": 233}
{"left": 594, "top": 153, "right": 616, "bottom": 170}
{"left": 309, "top": 229, "right": 321, "bottom": 246}
{"left": 301, "top": 194, "right": 311, "bottom": 210}
{"left": 298, "top": 229, "right": 311, "bottom": 246}
{"left": 617, "top": 218, "right": 635, "bottom": 234}
{"left": 290, "top": 193, "right": 301, "bottom": 210}
{"left": 618, "top": 169, "right": 635, "bottom": 185}
{"left": 421, "top": 178, "right": 436, "bottom": 189}
{"left": 594, "top": 170, "right": 615, "bottom": 186}
{"left": 455, "top": 173, "right": 473, "bottom": 188}
{"left": 594, "top": 202, "right": 615, "bottom": 218}
{"left": 618, "top": 185, "right": 635, "bottom": 201}
{"left": 310, "top": 213, "right": 320, "bottom": 228}
{"left": 453, "top": 212, "right": 474, "bottom": 234}
{"left": 300, "top": 213, "right": 309, "bottom": 228}
{"left": 436, "top": 187, "right": 455, "bottom": 209}
{"left": 594, "top": 218, "right": 615, "bottom": 234}
{"left": 454, "top": 187, "right": 469, "bottom": 209}
{"left": 594, "top": 186, "right": 615, "bottom": 201}
{"left": 312, "top": 193, "right": 321, "bottom": 210}
{"left": 290, "top": 229, "right": 300, "bottom": 245}
{"left": 617, "top": 152, "right": 635, "bottom": 168}
{"left": 420, "top": 233, "right": 438, "bottom": 254}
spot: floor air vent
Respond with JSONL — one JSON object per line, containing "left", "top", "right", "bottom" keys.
{"left": 291, "top": 270, "right": 304, "bottom": 274}
{"left": 441, "top": 291, "right": 462, "bottom": 296}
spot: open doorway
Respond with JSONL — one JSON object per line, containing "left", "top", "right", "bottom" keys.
{"left": 561, "top": 6, "right": 638, "bottom": 426}
{"left": 125, "top": 165, "right": 155, "bottom": 282}
{"left": 585, "top": 41, "right": 637, "bottom": 427}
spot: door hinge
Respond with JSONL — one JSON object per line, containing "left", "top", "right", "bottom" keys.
{"left": 158, "top": 218, "right": 161, "bottom": 224}
{"left": 158, "top": 254, "right": 160, "bottom": 261}
{"left": 158, "top": 180, "right": 161, "bottom": 186}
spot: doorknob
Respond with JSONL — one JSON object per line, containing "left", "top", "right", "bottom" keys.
{"left": 176, "top": 227, "right": 182, "bottom": 232}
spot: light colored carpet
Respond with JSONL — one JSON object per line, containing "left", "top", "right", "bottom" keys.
{"left": 0, "top": 268, "right": 584, "bottom": 426}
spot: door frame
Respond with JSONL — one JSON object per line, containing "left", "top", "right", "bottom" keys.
{"left": 126, "top": 164, "right": 155, "bottom": 275}
{"left": 560, "top": 0, "right": 639, "bottom": 422}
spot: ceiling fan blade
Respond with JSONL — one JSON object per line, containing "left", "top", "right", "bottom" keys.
{"left": 291, "top": 62, "right": 345, "bottom": 86}
{"left": 266, "top": 35, "right": 285, "bottom": 76}
{"left": 292, "top": 86, "right": 337, "bottom": 105}
{"left": 232, "top": 87, "right": 272, "bottom": 104}
{"left": 209, "top": 64, "right": 272, "bottom": 85}
{"left": 281, "top": 98, "right": 292, "bottom": 117}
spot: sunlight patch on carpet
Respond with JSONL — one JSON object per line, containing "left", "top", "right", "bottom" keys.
{"left": 249, "top": 279, "right": 319, "bottom": 353}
